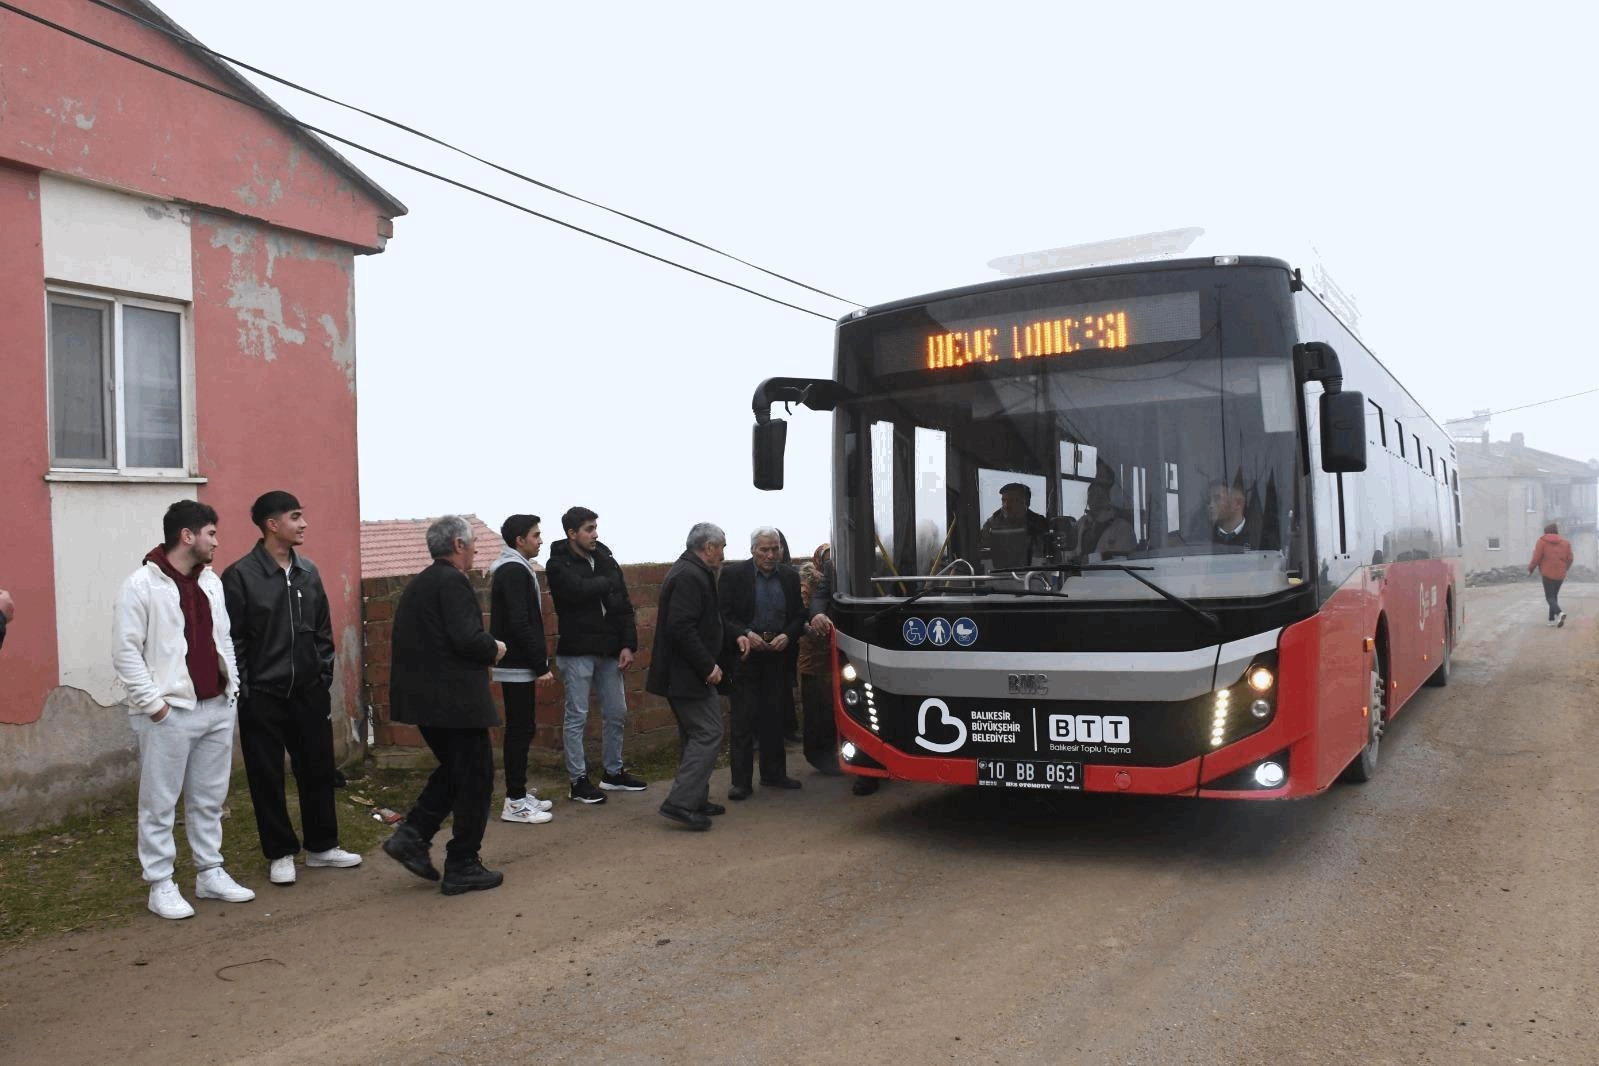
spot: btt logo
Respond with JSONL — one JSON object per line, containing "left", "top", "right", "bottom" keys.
{"left": 1007, "top": 673, "right": 1049, "bottom": 696}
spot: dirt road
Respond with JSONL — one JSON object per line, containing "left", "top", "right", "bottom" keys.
{"left": 2, "top": 582, "right": 1594, "bottom": 1065}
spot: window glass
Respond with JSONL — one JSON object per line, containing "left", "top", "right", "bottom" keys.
{"left": 124, "top": 306, "right": 183, "bottom": 468}
{"left": 49, "top": 300, "right": 112, "bottom": 465}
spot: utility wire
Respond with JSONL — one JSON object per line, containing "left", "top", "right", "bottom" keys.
{"left": 1444, "top": 387, "right": 1599, "bottom": 424}
{"left": 0, "top": 0, "right": 839, "bottom": 321}
{"left": 81, "top": 0, "right": 862, "bottom": 310}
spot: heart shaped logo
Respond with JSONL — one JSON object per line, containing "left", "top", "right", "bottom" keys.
{"left": 914, "top": 698, "right": 968, "bottom": 753}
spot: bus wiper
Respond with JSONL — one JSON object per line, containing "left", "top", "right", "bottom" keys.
{"left": 989, "top": 563, "right": 1222, "bottom": 631}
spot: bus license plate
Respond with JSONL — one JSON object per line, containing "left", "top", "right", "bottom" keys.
{"left": 976, "top": 759, "right": 1083, "bottom": 791}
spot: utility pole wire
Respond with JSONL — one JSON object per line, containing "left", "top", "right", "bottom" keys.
{"left": 81, "top": 0, "right": 863, "bottom": 309}
{"left": 0, "top": 0, "right": 841, "bottom": 321}
{"left": 1444, "top": 387, "right": 1599, "bottom": 424}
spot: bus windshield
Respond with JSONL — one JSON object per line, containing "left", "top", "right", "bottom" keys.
{"left": 833, "top": 281, "right": 1307, "bottom": 604}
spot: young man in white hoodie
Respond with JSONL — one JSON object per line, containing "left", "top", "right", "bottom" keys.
{"left": 112, "top": 500, "right": 255, "bottom": 919}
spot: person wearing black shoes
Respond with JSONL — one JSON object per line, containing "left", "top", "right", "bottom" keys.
{"left": 545, "top": 506, "right": 647, "bottom": 804}
{"left": 648, "top": 523, "right": 731, "bottom": 831}
{"left": 382, "top": 516, "right": 507, "bottom": 896}
{"left": 720, "top": 527, "right": 806, "bottom": 799}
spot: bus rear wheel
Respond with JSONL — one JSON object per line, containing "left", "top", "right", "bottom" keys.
{"left": 1343, "top": 666, "right": 1386, "bottom": 783}
{"left": 1424, "top": 612, "right": 1453, "bottom": 688}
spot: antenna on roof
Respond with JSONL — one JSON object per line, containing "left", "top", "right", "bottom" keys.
{"left": 987, "top": 227, "right": 1205, "bottom": 276}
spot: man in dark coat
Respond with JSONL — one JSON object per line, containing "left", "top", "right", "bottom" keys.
{"left": 381, "top": 515, "right": 508, "bottom": 896}
{"left": 646, "top": 522, "right": 730, "bottom": 830}
{"left": 222, "top": 490, "right": 361, "bottom": 887}
{"left": 719, "top": 526, "right": 806, "bottom": 799}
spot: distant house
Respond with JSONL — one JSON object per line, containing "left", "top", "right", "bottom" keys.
{"left": 1453, "top": 424, "right": 1599, "bottom": 577}
{"left": 0, "top": 0, "right": 404, "bottom": 829}
{"left": 360, "top": 516, "right": 510, "bottom": 579}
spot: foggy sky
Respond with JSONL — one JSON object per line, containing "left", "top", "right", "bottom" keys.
{"left": 149, "top": 0, "right": 1598, "bottom": 561}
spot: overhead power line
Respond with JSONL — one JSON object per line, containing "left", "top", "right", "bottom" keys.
{"left": 80, "top": 0, "right": 861, "bottom": 310}
{"left": 0, "top": 0, "right": 842, "bottom": 321}
{"left": 1444, "top": 387, "right": 1599, "bottom": 424}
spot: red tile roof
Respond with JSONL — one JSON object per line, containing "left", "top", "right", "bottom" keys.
{"left": 361, "top": 515, "right": 502, "bottom": 579}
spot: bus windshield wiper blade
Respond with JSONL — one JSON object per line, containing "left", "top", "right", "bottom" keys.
{"left": 989, "top": 563, "right": 1221, "bottom": 631}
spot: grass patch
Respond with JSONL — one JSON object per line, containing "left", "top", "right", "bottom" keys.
{"left": 0, "top": 738, "right": 696, "bottom": 951}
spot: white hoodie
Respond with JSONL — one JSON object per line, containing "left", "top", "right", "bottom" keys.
{"left": 111, "top": 559, "right": 239, "bottom": 716}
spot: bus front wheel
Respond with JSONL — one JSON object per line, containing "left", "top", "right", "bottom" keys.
{"left": 1343, "top": 666, "right": 1386, "bottom": 783}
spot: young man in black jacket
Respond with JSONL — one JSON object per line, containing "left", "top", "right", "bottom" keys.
{"left": 545, "top": 506, "right": 646, "bottom": 804}
{"left": 489, "top": 514, "right": 555, "bottom": 825}
{"left": 222, "top": 491, "right": 361, "bottom": 886}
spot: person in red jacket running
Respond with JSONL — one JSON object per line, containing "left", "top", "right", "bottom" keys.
{"left": 1528, "top": 522, "right": 1574, "bottom": 628}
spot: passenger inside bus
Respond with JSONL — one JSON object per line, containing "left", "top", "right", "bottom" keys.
{"left": 1075, "top": 479, "right": 1136, "bottom": 560}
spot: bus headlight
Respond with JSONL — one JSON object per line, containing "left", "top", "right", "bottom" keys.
{"left": 840, "top": 662, "right": 859, "bottom": 683}
{"left": 840, "top": 741, "right": 859, "bottom": 762}
{"left": 1247, "top": 666, "right": 1274, "bottom": 693}
{"left": 1253, "top": 761, "right": 1286, "bottom": 788}
{"left": 843, "top": 689, "right": 861, "bottom": 707}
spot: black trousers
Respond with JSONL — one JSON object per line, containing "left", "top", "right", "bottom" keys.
{"left": 800, "top": 673, "right": 837, "bottom": 770}
{"left": 406, "top": 727, "right": 493, "bottom": 868}
{"left": 499, "top": 681, "right": 537, "bottom": 799}
{"left": 730, "top": 652, "right": 789, "bottom": 788}
{"left": 1543, "top": 576, "right": 1565, "bottom": 620}
{"left": 240, "top": 688, "right": 339, "bottom": 859}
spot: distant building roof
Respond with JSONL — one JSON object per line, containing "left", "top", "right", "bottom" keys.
{"left": 1458, "top": 437, "right": 1599, "bottom": 480}
{"left": 361, "top": 516, "right": 502, "bottom": 579}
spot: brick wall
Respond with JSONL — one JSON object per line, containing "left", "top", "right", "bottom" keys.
{"left": 362, "top": 563, "right": 677, "bottom": 753}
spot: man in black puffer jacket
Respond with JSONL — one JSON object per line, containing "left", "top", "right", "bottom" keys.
{"left": 545, "top": 506, "right": 644, "bottom": 804}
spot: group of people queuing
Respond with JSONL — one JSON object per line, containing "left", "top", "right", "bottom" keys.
{"left": 112, "top": 493, "right": 360, "bottom": 921}
{"left": 102, "top": 497, "right": 855, "bottom": 916}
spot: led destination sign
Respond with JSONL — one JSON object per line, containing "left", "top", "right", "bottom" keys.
{"left": 873, "top": 290, "right": 1202, "bottom": 374}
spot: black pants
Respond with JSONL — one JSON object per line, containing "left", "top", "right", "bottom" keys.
{"left": 240, "top": 688, "right": 339, "bottom": 859}
{"left": 1543, "top": 576, "right": 1565, "bottom": 621}
{"left": 406, "top": 727, "right": 493, "bottom": 868}
{"left": 800, "top": 673, "right": 837, "bottom": 770}
{"left": 730, "top": 652, "right": 789, "bottom": 788}
{"left": 499, "top": 681, "right": 537, "bottom": 799}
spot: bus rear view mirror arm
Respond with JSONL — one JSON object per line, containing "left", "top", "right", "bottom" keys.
{"left": 750, "top": 377, "right": 851, "bottom": 491}
{"left": 1296, "top": 343, "right": 1368, "bottom": 474}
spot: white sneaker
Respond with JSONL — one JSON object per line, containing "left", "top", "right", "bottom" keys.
{"left": 195, "top": 867, "right": 256, "bottom": 903}
{"left": 501, "top": 796, "right": 554, "bottom": 824}
{"left": 269, "top": 856, "right": 297, "bottom": 884}
{"left": 526, "top": 791, "right": 554, "bottom": 812}
{"left": 148, "top": 878, "right": 195, "bottom": 920}
{"left": 306, "top": 847, "right": 363, "bottom": 868}
{"left": 1548, "top": 619, "right": 1558, "bottom": 627}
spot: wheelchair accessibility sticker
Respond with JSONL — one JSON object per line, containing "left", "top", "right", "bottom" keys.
{"left": 902, "top": 618, "right": 927, "bottom": 646}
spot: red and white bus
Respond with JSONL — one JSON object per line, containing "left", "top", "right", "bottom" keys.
{"left": 753, "top": 255, "right": 1461, "bottom": 797}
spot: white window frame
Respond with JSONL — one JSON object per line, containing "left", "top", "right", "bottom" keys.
{"left": 1487, "top": 536, "right": 1502, "bottom": 551}
{"left": 45, "top": 285, "right": 196, "bottom": 479}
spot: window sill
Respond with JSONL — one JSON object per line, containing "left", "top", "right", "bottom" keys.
{"left": 45, "top": 471, "right": 207, "bottom": 485}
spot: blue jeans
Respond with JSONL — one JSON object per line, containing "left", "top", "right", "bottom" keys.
{"left": 557, "top": 655, "right": 627, "bottom": 781}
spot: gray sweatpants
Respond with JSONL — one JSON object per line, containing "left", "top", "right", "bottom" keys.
{"left": 130, "top": 695, "right": 235, "bottom": 883}
{"left": 664, "top": 693, "right": 724, "bottom": 812}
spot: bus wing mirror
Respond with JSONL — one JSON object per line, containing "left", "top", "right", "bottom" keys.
{"left": 753, "top": 419, "right": 789, "bottom": 490}
{"left": 1319, "top": 390, "right": 1367, "bottom": 473}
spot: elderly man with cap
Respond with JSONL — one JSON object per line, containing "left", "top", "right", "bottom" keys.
{"left": 222, "top": 491, "right": 361, "bottom": 887}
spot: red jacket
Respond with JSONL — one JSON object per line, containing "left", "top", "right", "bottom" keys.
{"left": 1529, "top": 533, "right": 1574, "bottom": 580}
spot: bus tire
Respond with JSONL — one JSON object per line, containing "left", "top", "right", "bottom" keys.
{"left": 1342, "top": 665, "right": 1386, "bottom": 783}
{"left": 1424, "top": 612, "right": 1452, "bottom": 688}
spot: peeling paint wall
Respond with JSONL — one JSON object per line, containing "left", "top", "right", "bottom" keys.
{"left": 192, "top": 210, "right": 365, "bottom": 728}
{"left": 0, "top": 0, "right": 397, "bottom": 251}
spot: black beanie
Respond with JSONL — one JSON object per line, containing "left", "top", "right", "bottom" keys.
{"left": 251, "top": 490, "right": 303, "bottom": 529}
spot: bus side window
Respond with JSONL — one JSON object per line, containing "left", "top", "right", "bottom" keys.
{"left": 1396, "top": 421, "right": 1405, "bottom": 459}
{"left": 1369, "top": 400, "right": 1386, "bottom": 446}
{"left": 1414, "top": 435, "right": 1423, "bottom": 470}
